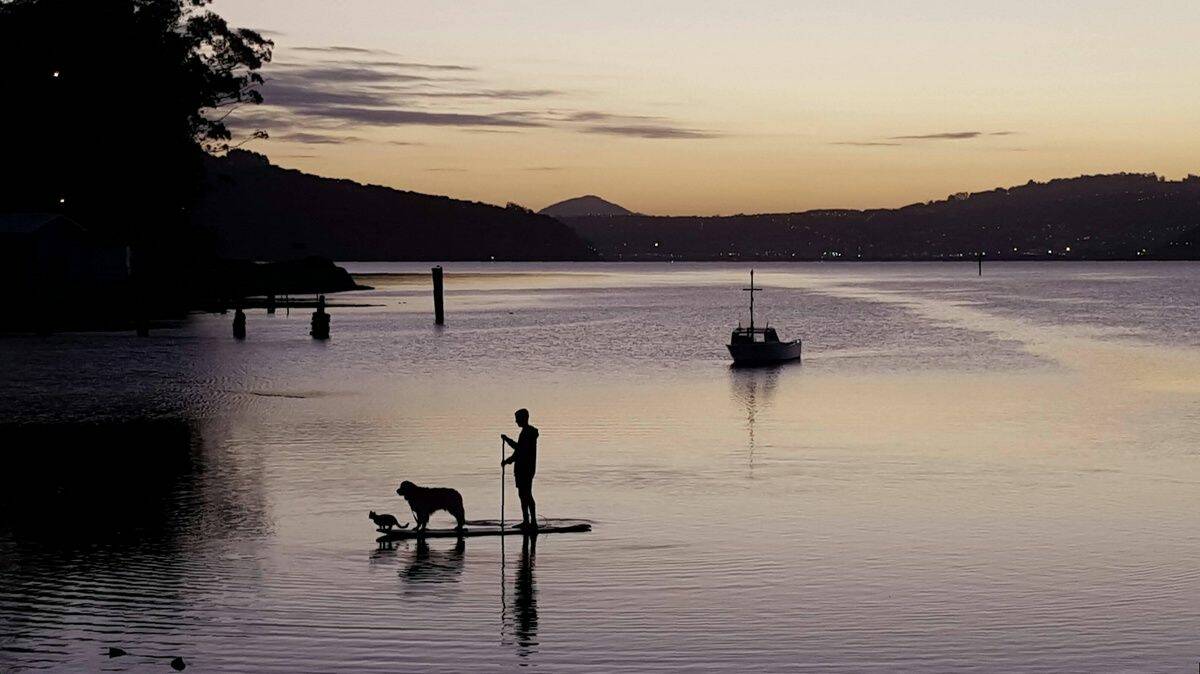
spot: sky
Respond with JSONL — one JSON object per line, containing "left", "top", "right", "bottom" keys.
{"left": 214, "top": 0, "right": 1200, "bottom": 215}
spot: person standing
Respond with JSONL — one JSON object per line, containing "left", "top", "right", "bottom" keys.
{"left": 502, "top": 408, "right": 538, "bottom": 530}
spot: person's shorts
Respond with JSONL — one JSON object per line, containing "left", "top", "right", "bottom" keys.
{"left": 515, "top": 469, "right": 535, "bottom": 490}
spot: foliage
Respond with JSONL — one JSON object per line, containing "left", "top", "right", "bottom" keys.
{"left": 0, "top": 0, "right": 273, "bottom": 236}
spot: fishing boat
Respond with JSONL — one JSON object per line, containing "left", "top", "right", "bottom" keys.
{"left": 727, "top": 270, "right": 802, "bottom": 365}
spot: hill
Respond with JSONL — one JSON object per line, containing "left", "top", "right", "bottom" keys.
{"left": 540, "top": 195, "right": 634, "bottom": 217}
{"left": 193, "top": 151, "right": 596, "bottom": 261}
{"left": 561, "top": 174, "right": 1200, "bottom": 260}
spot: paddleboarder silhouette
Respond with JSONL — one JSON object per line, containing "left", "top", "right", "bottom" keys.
{"left": 501, "top": 408, "right": 538, "bottom": 530}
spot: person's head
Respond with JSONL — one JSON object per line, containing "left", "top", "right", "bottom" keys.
{"left": 514, "top": 408, "right": 529, "bottom": 427}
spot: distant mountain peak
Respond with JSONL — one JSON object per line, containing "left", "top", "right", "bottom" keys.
{"left": 540, "top": 195, "right": 634, "bottom": 217}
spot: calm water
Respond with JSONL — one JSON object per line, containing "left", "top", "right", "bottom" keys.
{"left": 2, "top": 262, "right": 1199, "bottom": 672}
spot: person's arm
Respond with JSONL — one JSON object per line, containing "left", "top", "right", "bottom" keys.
{"left": 501, "top": 434, "right": 518, "bottom": 464}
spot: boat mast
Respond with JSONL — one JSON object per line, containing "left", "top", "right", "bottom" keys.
{"left": 743, "top": 269, "right": 762, "bottom": 331}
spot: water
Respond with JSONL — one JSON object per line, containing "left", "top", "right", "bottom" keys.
{"left": 2, "top": 262, "right": 1198, "bottom": 672}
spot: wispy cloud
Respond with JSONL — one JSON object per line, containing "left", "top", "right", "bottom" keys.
{"left": 291, "top": 46, "right": 474, "bottom": 71}
{"left": 232, "top": 44, "right": 718, "bottom": 144}
{"left": 410, "top": 89, "right": 562, "bottom": 100}
{"left": 286, "top": 106, "right": 546, "bottom": 128}
{"left": 293, "top": 45, "right": 382, "bottom": 55}
{"left": 274, "top": 131, "right": 362, "bottom": 144}
{"left": 583, "top": 124, "right": 718, "bottom": 139}
{"left": 890, "top": 131, "right": 983, "bottom": 140}
{"left": 834, "top": 130, "right": 1020, "bottom": 147}
{"left": 554, "top": 111, "right": 719, "bottom": 139}
{"left": 831, "top": 141, "right": 903, "bottom": 147}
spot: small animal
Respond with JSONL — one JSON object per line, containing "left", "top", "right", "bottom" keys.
{"left": 396, "top": 480, "right": 466, "bottom": 531}
{"left": 369, "top": 511, "right": 407, "bottom": 531}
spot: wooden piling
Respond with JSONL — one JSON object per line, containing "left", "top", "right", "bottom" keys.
{"left": 977, "top": 252, "right": 983, "bottom": 276}
{"left": 310, "top": 294, "right": 330, "bottom": 339}
{"left": 233, "top": 308, "right": 246, "bottom": 339}
{"left": 432, "top": 265, "right": 445, "bottom": 325}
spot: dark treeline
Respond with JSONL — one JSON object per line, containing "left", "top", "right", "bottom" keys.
{"left": 564, "top": 173, "right": 1200, "bottom": 261}
{"left": 0, "top": 0, "right": 345, "bottom": 330}
{"left": 194, "top": 151, "right": 597, "bottom": 261}
{"left": 0, "top": 0, "right": 271, "bottom": 279}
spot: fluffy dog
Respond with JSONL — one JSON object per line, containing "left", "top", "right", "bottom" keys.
{"left": 396, "top": 480, "right": 466, "bottom": 531}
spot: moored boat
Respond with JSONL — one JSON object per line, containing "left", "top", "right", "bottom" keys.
{"left": 727, "top": 270, "right": 802, "bottom": 365}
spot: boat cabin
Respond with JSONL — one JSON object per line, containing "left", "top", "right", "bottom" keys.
{"left": 730, "top": 325, "right": 781, "bottom": 344}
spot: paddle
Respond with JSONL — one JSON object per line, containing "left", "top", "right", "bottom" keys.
{"left": 500, "top": 436, "right": 506, "bottom": 531}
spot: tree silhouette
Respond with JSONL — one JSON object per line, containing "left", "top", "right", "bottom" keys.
{"left": 0, "top": 0, "right": 272, "bottom": 272}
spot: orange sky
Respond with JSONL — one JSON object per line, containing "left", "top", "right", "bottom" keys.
{"left": 215, "top": 0, "right": 1200, "bottom": 215}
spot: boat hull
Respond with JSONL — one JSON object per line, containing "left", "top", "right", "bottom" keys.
{"left": 727, "top": 340, "right": 802, "bottom": 365}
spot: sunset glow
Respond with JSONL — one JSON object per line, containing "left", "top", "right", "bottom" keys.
{"left": 217, "top": 0, "right": 1200, "bottom": 214}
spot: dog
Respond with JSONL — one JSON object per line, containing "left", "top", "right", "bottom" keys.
{"left": 396, "top": 480, "right": 466, "bottom": 531}
{"left": 369, "top": 511, "right": 407, "bottom": 531}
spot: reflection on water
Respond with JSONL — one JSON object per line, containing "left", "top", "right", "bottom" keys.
{"left": 0, "top": 418, "right": 270, "bottom": 672}
{"left": 2, "top": 262, "right": 1200, "bottom": 671}
{"left": 400, "top": 538, "right": 466, "bottom": 587}
{"left": 728, "top": 366, "right": 780, "bottom": 474}
{"left": 500, "top": 534, "right": 538, "bottom": 659}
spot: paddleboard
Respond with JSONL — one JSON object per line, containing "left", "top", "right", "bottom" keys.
{"left": 375, "top": 519, "right": 592, "bottom": 542}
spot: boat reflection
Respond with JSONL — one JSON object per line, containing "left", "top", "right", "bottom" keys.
{"left": 728, "top": 366, "right": 780, "bottom": 473}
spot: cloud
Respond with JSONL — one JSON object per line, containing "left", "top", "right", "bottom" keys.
{"left": 835, "top": 131, "right": 1022, "bottom": 146}
{"left": 270, "top": 64, "right": 438, "bottom": 83}
{"left": 274, "top": 131, "right": 362, "bottom": 144}
{"left": 293, "top": 45, "right": 384, "bottom": 55}
{"left": 560, "top": 111, "right": 653, "bottom": 123}
{"left": 286, "top": 106, "right": 547, "bottom": 128}
{"left": 583, "top": 124, "right": 718, "bottom": 139}
{"left": 461, "top": 128, "right": 522, "bottom": 134}
{"left": 556, "top": 111, "right": 718, "bottom": 138}
{"left": 290, "top": 46, "right": 474, "bottom": 70}
{"left": 889, "top": 131, "right": 985, "bottom": 140}
{"left": 409, "top": 89, "right": 562, "bottom": 100}
{"left": 521, "top": 166, "right": 565, "bottom": 171}
{"left": 231, "top": 44, "right": 719, "bottom": 141}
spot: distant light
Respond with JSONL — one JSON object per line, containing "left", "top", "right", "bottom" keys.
{"left": 653, "top": 241, "right": 660, "bottom": 247}
{"left": 1065, "top": 246, "right": 1071, "bottom": 252}
{"left": 1047, "top": 249, "right": 1052, "bottom": 254}
{"left": 58, "top": 197, "right": 65, "bottom": 204}
{"left": 52, "top": 71, "right": 60, "bottom": 78}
